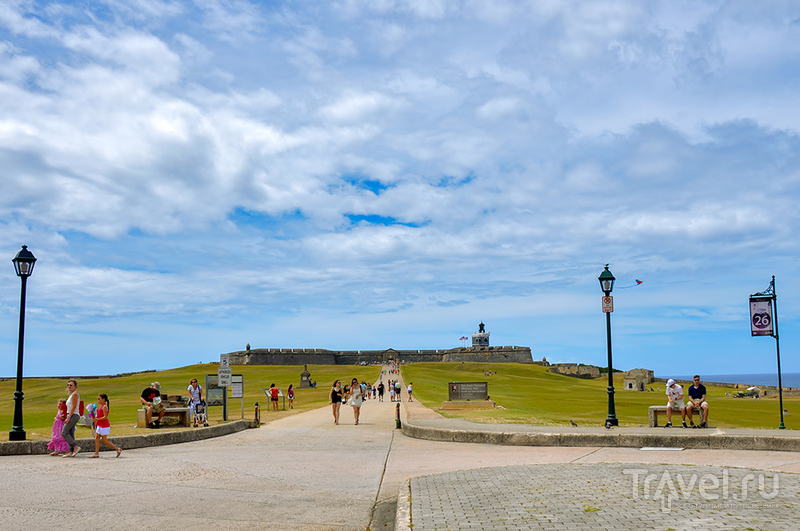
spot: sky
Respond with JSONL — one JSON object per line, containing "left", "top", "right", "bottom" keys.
{"left": 0, "top": 0, "right": 799, "bottom": 378}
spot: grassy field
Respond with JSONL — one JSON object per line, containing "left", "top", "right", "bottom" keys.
{"left": 400, "top": 362, "right": 798, "bottom": 430}
{"left": 0, "top": 364, "right": 381, "bottom": 441}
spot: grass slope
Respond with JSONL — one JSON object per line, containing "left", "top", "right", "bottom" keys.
{"left": 1, "top": 364, "right": 381, "bottom": 441}
{"left": 400, "top": 363, "right": 797, "bottom": 429}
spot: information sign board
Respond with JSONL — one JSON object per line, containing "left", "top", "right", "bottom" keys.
{"left": 448, "top": 382, "right": 488, "bottom": 401}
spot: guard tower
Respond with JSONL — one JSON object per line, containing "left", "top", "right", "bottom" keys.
{"left": 472, "top": 322, "right": 490, "bottom": 347}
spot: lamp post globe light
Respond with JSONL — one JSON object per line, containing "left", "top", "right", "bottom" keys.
{"left": 9, "top": 245, "right": 36, "bottom": 441}
{"left": 599, "top": 264, "right": 618, "bottom": 427}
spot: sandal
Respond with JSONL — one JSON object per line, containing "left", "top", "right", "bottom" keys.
{"left": 116, "top": 447, "right": 122, "bottom": 458}
{"left": 89, "top": 454, "right": 99, "bottom": 458}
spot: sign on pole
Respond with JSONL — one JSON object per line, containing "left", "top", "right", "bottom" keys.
{"left": 749, "top": 297, "right": 774, "bottom": 337}
{"left": 218, "top": 353, "right": 232, "bottom": 387}
{"left": 602, "top": 295, "right": 614, "bottom": 313}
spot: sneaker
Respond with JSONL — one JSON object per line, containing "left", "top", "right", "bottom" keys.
{"left": 689, "top": 421, "right": 695, "bottom": 427}
{"left": 148, "top": 423, "right": 154, "bottom": 429}
{"left": 682, "top": 421, "right": 688, "bottom": 428}
{"left": 72, "top": 446, "right": 81, "bottom": 457}
{"left": 664, "top": 422, "right": 672, "bottom": 428}
{"left": 153, "top": 421, "right": 160, "bottom": 429}
{"left": 700, "top": 421, "right": 706, "bottom": 428}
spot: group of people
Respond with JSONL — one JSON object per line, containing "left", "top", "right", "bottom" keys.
{"left": 385, "top": 379, "right": 412, "bottom": 402}
{"left": 328, "top": 376, "right": 415, "bottom": 425}
{"left": 266, "top": 383, "right": 295, "bottom": 410}
{"left": 47, "top": 379, "right": 122, "bottom": 458}
{"left": 329, "top": 378, "right": 368, "bottom": 425}
{"left": 141, "top": 379, "right": 207, "bottom": 428}
{"left": 664, "top": 375, "right": 711, "bottom": 428}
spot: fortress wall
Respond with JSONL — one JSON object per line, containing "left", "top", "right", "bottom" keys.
{"left": 226, "top": 346, "right": 533, "bottom": 365}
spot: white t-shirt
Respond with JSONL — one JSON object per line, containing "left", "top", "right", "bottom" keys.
{"left": 187, "top": 384, "right": 202, "bottom": 403}
{"left": 666, "top": 384, "right": 684, "bottom": 405}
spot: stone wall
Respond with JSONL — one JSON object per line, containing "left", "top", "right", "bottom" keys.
{"left": 226, "top": 346, "right": 534, "bottom": 365}
{"left": 549, "top": 363, "right": 601, "bottom": 379}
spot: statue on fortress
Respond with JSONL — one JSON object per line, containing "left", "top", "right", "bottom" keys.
{"left": 479, "top": 322, "right": 485, "bottom": 333}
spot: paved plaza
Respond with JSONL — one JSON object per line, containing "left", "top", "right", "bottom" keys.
{"left": 407, "top": 463, "right": 799, "bottom": 530}
{"left": 1, "top": 370, "right": 799, "bottom": 530}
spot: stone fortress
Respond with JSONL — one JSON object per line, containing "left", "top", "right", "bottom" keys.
{"left": 226, "top": 322, "right": 534, "bottom": 365}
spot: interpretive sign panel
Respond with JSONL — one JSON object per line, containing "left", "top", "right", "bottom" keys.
{"left": 448, "top": 382, "right": 488, "bottom": 401}
{"left": 206, "top": 374, "right": 224, "bottom": 406}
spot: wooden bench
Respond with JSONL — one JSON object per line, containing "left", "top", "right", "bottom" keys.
{"left": 648, "top": 405, "right": 701, "bottom": 427}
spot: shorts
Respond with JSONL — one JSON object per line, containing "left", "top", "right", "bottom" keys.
{"left": 668, "top": 400, "right": 685, "bottom": 410}
{"left": 271, "top": 397, "right": 278, "bottom": 402}
{"left": 151, "top": 401, "right": 165, "bottom": 413}
{"left": 96, "top": 426, "right": 111, "bottom": 436}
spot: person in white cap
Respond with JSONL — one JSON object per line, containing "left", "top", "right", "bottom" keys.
{"left": 665, "top": 379, "right": 687, "bottom": 428}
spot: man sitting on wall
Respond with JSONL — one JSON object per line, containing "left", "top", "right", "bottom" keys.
{"left": 685, "top": 375, "right": 710, "bottom": 428}
{"left": 140, "top": 381, "right": 166, "bottom": 429}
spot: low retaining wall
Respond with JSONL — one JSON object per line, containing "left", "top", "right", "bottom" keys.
{"left": 401, "top": 420, "right": 800, "bottom": 452}
{"left": 0, "top": 419, "right": 252, "bottom": 456}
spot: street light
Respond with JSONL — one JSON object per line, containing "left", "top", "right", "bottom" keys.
{"left": 599, "top": 264, "right": 618, "bottom": 427}
{"left": 9, "top": 245, "right": 36, "bottom": 441}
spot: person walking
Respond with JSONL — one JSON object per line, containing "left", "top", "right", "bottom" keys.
{"left": 90, "top": 393, "right": 122, "bottom": 458}
{"left": 61, "top": 379, "right": 81, "bottom": 458}
{"left": 329, "top": 380, "right": 343, "bottom": 425}
{"left": 287, "top": 384, "right": 295, "bottom": 409}
{"left": 47, "top": 398, "right": 69, "bottom": 456}
{"left": 349, "top": 378, "right": 364, "bottom": 425}
{"left": 407, "top": 382, "right": 413, "bottom": 402}
{"left": 187, "top": 378, "right": 203, "bottom": 425}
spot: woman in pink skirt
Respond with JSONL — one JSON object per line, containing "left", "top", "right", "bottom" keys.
{"left": 47, "top": 399, "right": 70, "bottom": 456}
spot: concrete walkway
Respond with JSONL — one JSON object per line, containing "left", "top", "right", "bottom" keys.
{"left": 0, "top": 368, "right": 799, "bottom": 530}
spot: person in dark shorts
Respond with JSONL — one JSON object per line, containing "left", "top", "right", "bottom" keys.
{"left": 329, "top": 380, "right": 343, "bottom": 425}
{"left": 140, "top": 382, "right": 165, "bottom": 429}
{"left": 268, "top": 383, "right": 279, "bottom": 411}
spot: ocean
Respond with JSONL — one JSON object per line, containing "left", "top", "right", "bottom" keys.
{"left": 661, "top": 373, "right": 800, "bottom": 388}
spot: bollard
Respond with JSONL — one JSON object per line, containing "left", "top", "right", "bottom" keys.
{"left": 395, "top": 402, "right": 401, "bottom": 429}
{"left": 254, "top": 402, "right": 261, "bottom": 428}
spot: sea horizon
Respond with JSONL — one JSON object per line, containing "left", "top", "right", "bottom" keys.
{"left": 658, "top": 372, "right": 800, "bottom": 389}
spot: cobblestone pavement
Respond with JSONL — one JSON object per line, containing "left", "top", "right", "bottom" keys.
{"left": 409, "top": 463, "right": 800, "bottom": 530}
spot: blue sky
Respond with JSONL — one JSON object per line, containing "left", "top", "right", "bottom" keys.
{"left": 1, "top": 0, "right": 799, "bottom": 378}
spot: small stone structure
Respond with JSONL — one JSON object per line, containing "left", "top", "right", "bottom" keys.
{"left": 300, "top": 365, "right": 312, "bottom": 388}
{"left": 623, "top": 368, "right": 654, "bottom": 391}
{"left": 550, "top": 363, "right": 601, "bottom": 379}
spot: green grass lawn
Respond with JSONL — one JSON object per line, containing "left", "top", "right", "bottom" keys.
{"left": 0, "top": 364, "right": 381, "bottom": 441}
{"left": 400, "top": 362, "right": 798, "bottom": 430}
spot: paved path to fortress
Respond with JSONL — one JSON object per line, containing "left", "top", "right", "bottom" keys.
{"left": 1, "top": 369, "right": 800, "bottom": 530}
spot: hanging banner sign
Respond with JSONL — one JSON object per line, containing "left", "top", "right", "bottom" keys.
{"left": 749, "top": 297, "right": 774, "bottom": 337}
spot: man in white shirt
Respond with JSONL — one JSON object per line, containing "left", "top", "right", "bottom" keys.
{"left": 665, "top": 378, "right": 687, "bottom": 428}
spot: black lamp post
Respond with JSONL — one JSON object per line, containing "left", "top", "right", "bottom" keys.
{"left": 9, "top": 245, "right": 36, "bottom": 441}
{"left": 599, "top": 264, "right": 618, "bottom": 426}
